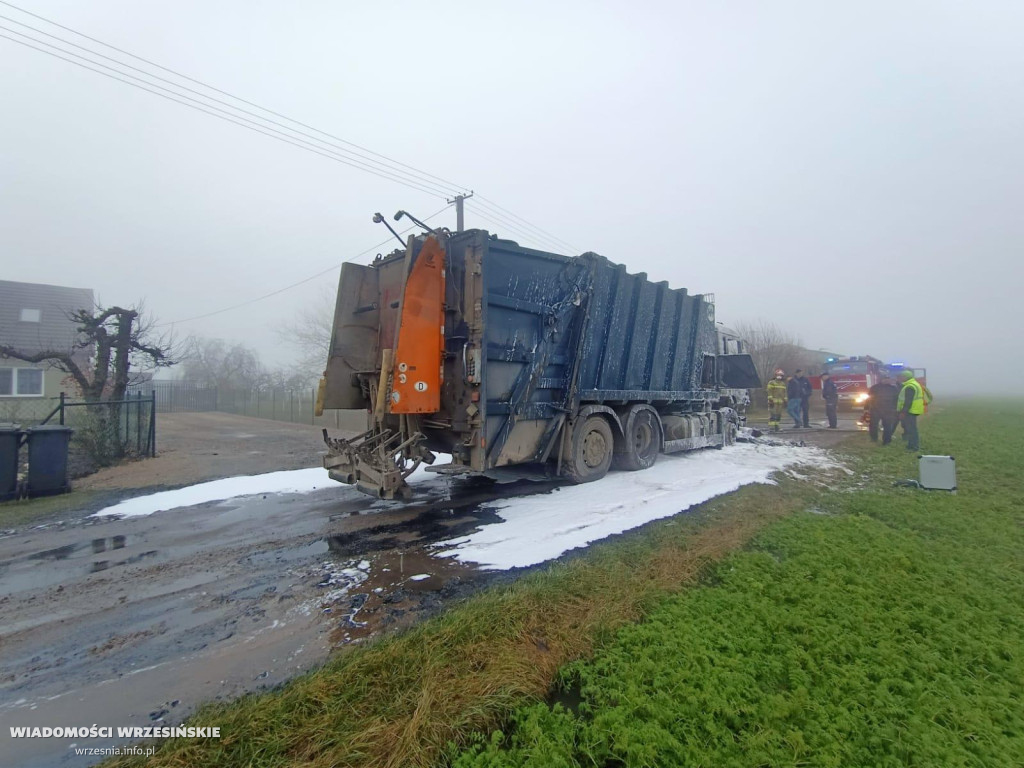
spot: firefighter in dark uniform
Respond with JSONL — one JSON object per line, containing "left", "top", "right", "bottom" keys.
{"left": 866, "top": 374, "right": 899, "bottom": 444}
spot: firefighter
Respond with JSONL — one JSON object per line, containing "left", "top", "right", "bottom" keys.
{"left": 765, "top": 369, "right": 787, "bottom": 432}
{"left": 896, "top": 369, "right": 925, "bottom": 451}
{"left": 866, "top": 374, "right": 899, "bottom": 444}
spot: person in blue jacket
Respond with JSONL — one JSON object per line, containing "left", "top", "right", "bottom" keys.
{"left": 795, "top": 369, "right": 813, "bottom": 427}
{"left": 786, "top": 374, "right": 803, "bottom": 428}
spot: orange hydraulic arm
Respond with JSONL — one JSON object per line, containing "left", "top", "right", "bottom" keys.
{"left": 389, "top": 235, "right": 445, "bottom": 414}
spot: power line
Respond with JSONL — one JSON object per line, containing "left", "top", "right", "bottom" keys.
{"left": 463, "top": 200, "right": 572, "bottom": 253}
{"left": 0, "top": 0, "right": 472, "bottom": 195}
{"left": 475, "top": 194, "right": 578, "bottom": 252}
{"left": 463, "top": 204, "right": 558, "bottom": 251}
{"left": 0, "top": 26, "right": 453, "bottom": 198}
{"left": 0, "top": 29, "right": 450, "bottom": 199}
{"left": 0, "top": 1, "right": 581, "bottom": 257}
{"left": 0, "top": 13, "right": 462, "bottom": 198}
{"left": 158, "top": 204, "right": 453, "bottom": 327}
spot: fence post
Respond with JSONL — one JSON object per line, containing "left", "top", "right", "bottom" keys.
{"left": 59, "top": 392, "right": 65, "bottom": 425}
{"left": 150, "top": 391, "right": 157, "bottom": 457}
{"left": 136, "top": 391, "right": 142, "bottom": 454}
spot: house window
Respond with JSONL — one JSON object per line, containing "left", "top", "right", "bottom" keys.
{"left": 0, "top": 368, "right": 44, "bottom": 397}
{"left": 20, "top": 308, "right": 41, "bottom": 322}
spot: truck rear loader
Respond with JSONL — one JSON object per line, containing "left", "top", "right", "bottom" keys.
{"left": 318, "top": 223, "right": 761, "bottom": 499}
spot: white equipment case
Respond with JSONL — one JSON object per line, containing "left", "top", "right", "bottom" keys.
{"left": 919, "top": 455, "right": 957, "bottom": 491}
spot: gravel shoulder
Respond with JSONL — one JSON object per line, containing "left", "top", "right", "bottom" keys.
{"left": 76, "top": 412, "right": 350, "bottom": 492}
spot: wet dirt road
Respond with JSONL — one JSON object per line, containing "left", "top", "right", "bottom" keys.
{"left": 0, "top": 474, "right": 550, "bottom": 768}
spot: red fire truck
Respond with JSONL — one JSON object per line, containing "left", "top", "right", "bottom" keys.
{"left": 823, "top": 356, "right": 927, "bottom": 410}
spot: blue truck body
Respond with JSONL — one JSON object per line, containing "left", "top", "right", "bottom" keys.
{"left": 320, "top": 228, "right": 759, "bottom": 498}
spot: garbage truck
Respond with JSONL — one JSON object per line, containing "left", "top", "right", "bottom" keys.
{"left": 317, "top": 221, "right": 761, "bottom": 498}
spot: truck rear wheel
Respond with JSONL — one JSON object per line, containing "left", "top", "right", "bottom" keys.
{"left": 716, "top": 412, "right": 738, "bottom": 449}
{"left": 613, "top": 407, "right": 660, "bottom": 471}
{"left": 563, "top": 415, "right": 613, "bottom": 484}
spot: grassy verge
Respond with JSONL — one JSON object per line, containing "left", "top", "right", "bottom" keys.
{"left": 108, "top": 401, "right": 1016, "bottom": 768}
{"left": 0, "top": 489, "right": 100, "bottom": 529}
{"left": 451, "top": 401, "right": 1024, "bottom": 766}
{"left": 108, "top": 459, "right": 833, "bottom": 767}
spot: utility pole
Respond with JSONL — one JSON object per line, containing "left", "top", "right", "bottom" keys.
{"left": 447, "top": 191, "right": 474, "bottom": 232}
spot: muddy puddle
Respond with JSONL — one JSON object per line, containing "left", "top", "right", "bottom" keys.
{"left": 0, "top": 475, "right": 553, "bottom": 767}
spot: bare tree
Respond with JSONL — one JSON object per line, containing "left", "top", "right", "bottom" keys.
{"left": 260, "top": 368, "right": 315, "bottom": 391}
{"left": 0, "top": 304, "right": 175, "bottom": 403}
{"left": 181, "top": 337, "right": 265, "bottom": 390}
{"left": 733, "top": 320, "right": 807, "bottom": 394}
{"left": 277, "top": 286, "right": 335, "bottom": 384}
{"left": 1, "top": 303, "right": 175, "bottom": 464}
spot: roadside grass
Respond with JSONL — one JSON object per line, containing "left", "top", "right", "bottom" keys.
{"left": 107, "top": 466, "right": 829, "bottom": 767}
{"left": 0, "top": 489, "right": 100, "bottom": 529}
{"left": 451, "top": 401, "right": 1024, "bottom": 767}
{"left": 105, "top": 401, "right": 1020, "bottom": 768}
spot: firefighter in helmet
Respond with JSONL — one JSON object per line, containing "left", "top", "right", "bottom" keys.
{"left": 765, "top": 369, "right": 787, "bottom": 432}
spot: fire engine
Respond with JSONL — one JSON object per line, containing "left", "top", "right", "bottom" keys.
{"left": 823, "top": 356, "right": 927, "bottom": 410}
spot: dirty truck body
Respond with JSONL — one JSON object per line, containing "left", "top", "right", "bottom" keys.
{"left": 320, "top": 228, "right": 761, "bottom": 498}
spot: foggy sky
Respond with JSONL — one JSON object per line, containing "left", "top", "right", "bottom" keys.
{"left": 1, "top": 1, "right": 1021, "bottom": 395}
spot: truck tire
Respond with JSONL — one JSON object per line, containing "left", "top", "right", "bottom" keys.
{"left": 613, "top": 407, "right": 660, "bottom": 471}
{"left": 717, "top": 418, "right": 738, "bottom": 449}
{"left": 563, "top": 415, "right": 613, "bottom": 484}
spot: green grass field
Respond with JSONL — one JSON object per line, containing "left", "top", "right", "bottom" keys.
{"left": 452, "top": 401, "right": 1024, "bottom": 767}
{"left": 107, "top": 400, "right": 1023, "bottom": 768}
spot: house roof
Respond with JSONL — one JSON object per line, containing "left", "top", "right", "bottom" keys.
{"left": 0, "top": 280, "right": 95, "bottom": 356}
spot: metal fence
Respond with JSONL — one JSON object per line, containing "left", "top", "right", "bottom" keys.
{"left": 0, "top": 397, "right": 54, "bottom": 425}
{"left": 131, "top": 381, "right": 362, "bottom": 430}
{"left": 56, "top": 392, "right": 157, "bottom": 459}
{"left": 3, "top": 392, "right": 156, "bottom": 464}
{"left": 140, "top": 380, "right": 218, "bottom": 414}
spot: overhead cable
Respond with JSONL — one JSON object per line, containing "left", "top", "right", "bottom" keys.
{"left": 0, "top": 0, "right": 472, "bottom": 195}
{"left": 0, "top": 13, "right": 460, "bottom": 197}
{"left": 0, "top": 27, "right": 455, "bottom": 199}
{"left": 0, "top": 1, "right": 579, "bottom": 254}
{"left": 463, "top": 200, "right": 572, "bottom": 253}
{"left": 475, "top": 194, "right": 579, "bottom": 253}
{"left": 158, "top": 203, "right": 453, "bottom": 327}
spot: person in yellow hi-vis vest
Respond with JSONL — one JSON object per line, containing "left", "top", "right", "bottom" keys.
{"left": 765, "top": 369, "right": 787, "bottom": 432}
{"left": 896, "top": 370, "right": 925, "bottom": 451}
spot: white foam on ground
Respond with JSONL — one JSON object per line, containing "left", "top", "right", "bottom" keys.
{"left": 434, "top": 443, "right": 842, "bottom": 570}
{"left": 93, "top": 468, "right": 332, "bottom": 518}
{"left": 92, "top": 456, "right": 451, "bottom": 519}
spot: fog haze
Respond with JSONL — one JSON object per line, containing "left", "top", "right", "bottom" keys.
{"left": 2, "top": 1, "right": 1021, "bottom": 395}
